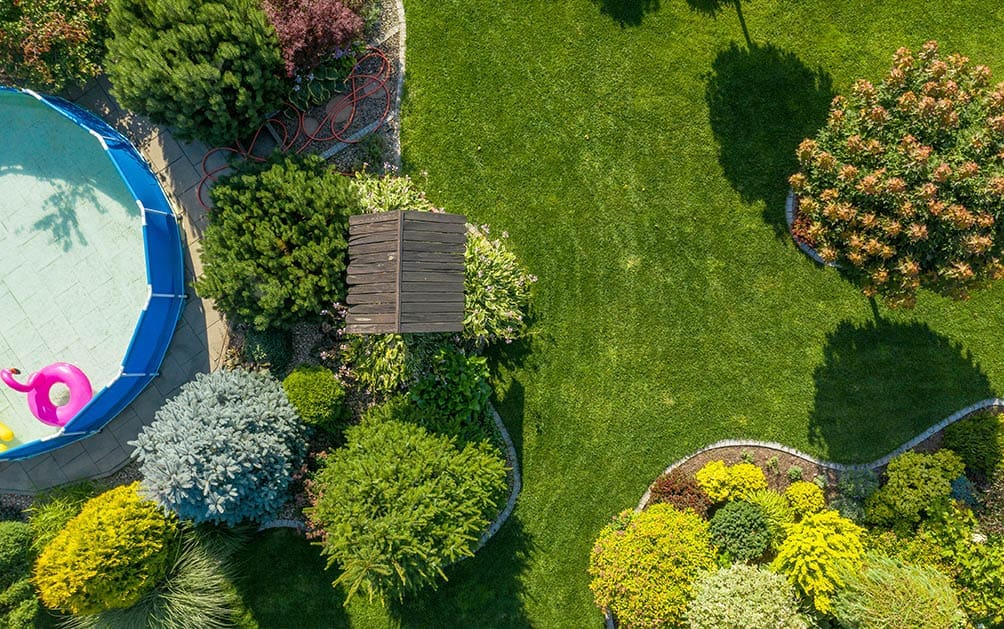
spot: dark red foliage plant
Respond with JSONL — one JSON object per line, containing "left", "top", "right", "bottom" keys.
{"left": 263, "top": 0, "right": 364, "bottom": 77}
{"left": 648, "top": 469, "right": 713, "bottom": 517}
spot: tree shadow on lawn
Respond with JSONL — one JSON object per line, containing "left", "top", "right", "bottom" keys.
{"left": 591, "top": 0, "right": 661, "bottom": 27}
{"left": 809, "top": 318, "right": 994, "bottom": 463}
{"left": 390, "top": 516, "right": 534, "bottom": 628}
{"left": 704, "top": 42, "right": 834, "bottom": 238}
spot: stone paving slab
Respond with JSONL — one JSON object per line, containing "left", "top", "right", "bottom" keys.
{"left": 0, "top": 78, "right": 226, "bottom": 494}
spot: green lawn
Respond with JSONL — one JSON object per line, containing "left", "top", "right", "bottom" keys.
{"left": 256, "top": 2, "right": 1004, "bottom": 627}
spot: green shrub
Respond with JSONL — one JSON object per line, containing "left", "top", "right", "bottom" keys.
{"left": 790, "top": 41, "right": 1004, "bottom": 307}
{"left": 686, "top": 564, "right": 807, "bottom": 629}
{"left": 0, "top": 522, "right": 33, "bottom": 590}
{"left": 785, "top": 480, "right": 826, "bottom": 517}
{"left": 340, "top": 332, "right": 452, "bottom": 394}
{"left": 464, "top": 224, "right": 536, "bottom": 349}
{"left": 26, "top": 481, "right": 96, "bottom": 553}
{"left": 242, "top": 327, "right": 293, "bottom": 373}
{"left": 589, "top": 504, "right": 716, "bottom": 629}
{"left": 133, "top": 369, "right": 307, "bottom": 526}
{"left": 305, "top": 418, "right": 507, "bottom": 603}
{"left": 0, "top": 0, "right": 109, "bottom": 90}
{"left": 709, "top": 501, "right": 771, "bottom": 563}
{"left": 408, "top": 347, "right": 492, "bottom": 444}
{"left": 105, "top": 0, "right": 286, "bottom": 146}
{"left": 943, "top": 411, "right": 1003, "bottom": 478}
{"left": 745, "top": 489, "right": 794, "bottom": 546}
{"left": 0, "top": 578, "right": 39, "bottom": 629}
{"left": 787, "top": 465, "right": 803, "bottom": 482}
{"left": 33, "top": 483, "right": 177, "bottom": 615}
{"left": 696, "top": 460, "right": 768, "bottom": 503}
{"left": 865, "top": 450, "right": 965, "bottom": 533}
{"left": 832, "top": 469, "right": 880, "bottom": 523}
{"left": 196, "top": 154, "right": 359, "bottom": 330}
{"left": 62, "top": 528, "right": 240, "bottom": 629}
{"left": 832, "top": 553, "right": 966, "bottom": 629}
{"left": 980, "top": 467, "right": 1004, "bottom": 539}
{"left": 770, "top": 510, "right": 865, "bottom": 614}
{"left": 282, "top": 364, "right": 346, "bottom": 432}
{"left": 352, "top": 171, "right": 438, "bottom": 214}
{"left": 648, "top": 469, "right": 713, "bottom": 518}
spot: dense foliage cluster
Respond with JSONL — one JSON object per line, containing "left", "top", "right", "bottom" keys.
{"left": 133, "top": 369, "right": 307, "bottom": 526}
{"left": 33, "top": 484, "right": 177, "bottom": 615}
{"left": 262, "top": 0, "right": 362, "bottom": 77}
{"left": 745, "top": 489, "right": 794, "bottom": 545}
{"left": 695, "top": 460, "right": 767, "bottom": 502}
{"left": 0, "top": 0, "right": 108, "bottom": 89}
{"left": 784, "top": 480, "right": 826, "bottom": 517}
{"left": 282, "top": 364, "right": 346, "bottom": 432}
{"left": 943, "top": 410, "right": 1003, "bottom": 478}
{"left": 770, "top": 510, "right": 865, "bottom": 613}
{"left": 790, "top": 41, "right": 1004, "bottom": 306}
{"left": 709, "top": 501, "right": 771, "bottom": 563}
{"left": 588, "top": 504, "right": 716, "bottom": 629}
{"left": 464, "top": 224, "right": 537, "bottom": 349}
{"left": 0, "top": 522, "right": 39, "bottom": 628}
{"left": 105, "top": 0, "right": 286, "bottom": 146}
{"left": 306, "top": 419, "right": 507, "bottom": 602}
{"left": 686, "top": 564, "right": 807, "bottom": 629}
{"left": 864, "top": 450, "right": 964, "bottom": 532}
{"left": 981, "top": 468, "right": 1004, "bottom": 538}
{"left": 408, "top": 347, "right": 491, "bottom": 444}
{"left": 196, "top": 154, "right": 359, "bottom": 330}
{"left": 648, "top": 469, "right": 713, "bottom": 518}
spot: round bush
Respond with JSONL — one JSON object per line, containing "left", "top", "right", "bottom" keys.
{"left": 105, "top": 0, "right": 287, "bottom": 146}
{"left": 770, "top": 510, "right": 865, "bottom": 614}
{"left": 709, "top": 501, "right": 772, "bottom": 563}
{"left": 305, "top": 419, "right": 507, "bottom": 603}
{"left": 282, "top": 365, "right": 346, "bottom": 431}
{"left": 785, "top": 480, "right": 826, "bottom": 517}
{"left": 33, "top": 483, "right": 177, "bottom": 615}
{"left": 0, "top": 522, "right": 32, "bottom": 590}
{"left": 195, "top": 153, "right": 360, "bottom": 331}
{"left": 696, "top": 460, "right": 768, "bottom": 503}
{"left": 790, "top": 40, "right": 1004, "bottom": 307}
{"left": 943, "top": 411, "right": 1003, "bottom": 478}
{"left": 588, "top": 504, "right": 716, "bottom": 629}
{"left": 132, "top": 369, "right": 307, "bottom": 526}
{"left": 686, "top": 564, "right": 807, "bottom": 629}
{"left": 648, "top": 469, "right": 712, "bottom": 518}
{"left": 865, "top": 450, "right": 965, "bottom": 533}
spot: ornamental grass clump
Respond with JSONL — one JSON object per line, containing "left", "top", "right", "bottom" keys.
{"left": 132, "top": 369, "right": 307, "bottom": 526}
{"left": 33, "top": 483, "right": 177, "bottom": 616}
{"left": 588, "top": 504, "right": 716, "bottom": 629}
{"left": 790, "top": 40, "right": 1004, "bottom": 307}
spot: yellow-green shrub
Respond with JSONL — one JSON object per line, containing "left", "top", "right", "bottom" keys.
{"left": 770, "top": 510, "right": 865, "bottom": 614}
{"left": 746, "top": 490, "right": 795, "bottom": 545}
{"left": 589, "top": 504, "right": 716, "bottom": 628}
{"left": 696, "top": 460, "right": 767, "bottom": 503}
{"left": 785, "top": 481, "right": 826, "bottom": 517}
{"left": 33, "top": 483, "right": 177, "bottom": 615}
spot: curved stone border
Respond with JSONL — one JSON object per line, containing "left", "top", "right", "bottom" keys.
{"left": 785, "top": 190, "right": 837, "bottom": 268}
{"left": 258, "top": 401, "right": 522, "bottom": 550}
{"left": 635, "top": 397, "right": 1004, "bottom": 512}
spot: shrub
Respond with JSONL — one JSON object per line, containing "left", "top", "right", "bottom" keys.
{"left": 709, "top": 501, "right": 771, "bottom": 563}
{"left": 0, "top": 578, "right": 39, "bottom": 629}
{"left": 242, "top": 327, "right": 293, "bottom": 372}
{"left": 696, "top": 460, "right": 768, "bottom": 503}
{"left": 980, "top": 467, "right": 1004, "bottom": 539}
{"left": 832, "top": 468, "right": 880, "bottom": 523}
{"left": 0, "top": 522, "right": 34, "bottom": 590}
{"left": 787, "top": 465, "right": 803, "bottom": 482}
{"left": 686, "top": 564, "right": 807, "bottom": 629}
{"left": 943, "top": 411, "right": 1003, "bottom": 478}
{"left": 785, "top": 480, "right": 826, "bottom": 517}
{"left": 0, "top": 0, "right": 109, "bottom": 90}
{"left": 262, "top": 0, "right": 362, "bottom": 78}
{"left": 283, "top": 365, "right": 346, "bottom": 432}
{"left": 832, "top": 553, "right": 966, "bottom": 629}
{"left": 790, "top": 41, "right": 1004, "bottom": 307}
{"left": 408, "top": 347, "right": 492, "bottom": 444}
{"left": 589, "top": 504, "right": 716, "bottom": 629}
{"left": 196, "top": 154, "right": 359, "bottom": 330}
{"left": 352, "top": 172, "right": 438, "bottom": 214}
{"left": 464, "top": 224, "right": 536, "bottom": 349}
{"left": 132, "top": 369, "right": 307, "bottom": 526}
{"left": 105, "top": 0, "right": 286, "bottom": 146}
{"left": 865, "top": 450, "right": 965, "bottom": 533}
{"left": 305, "top": 419, "right": 507, "bottom": 602}
{"left": 648, "top": 469, "right": 712, "bottom": 518}
{"left": 62, "top": 528, "right": 240, "bottom": 629}
{"left": 340, "top": 332, "right": 452, "bottom": 394}
{"left": 33, "top": 483, "right": 177, "bottom": 615}
{"left": 746, "top": 489, "right": 795, "bottom": 545}
{"left": 26, "top": 482, "right": 96, "bottom": 553}
{"left": 770, "top": 510, "right": 865, "bottom": 613}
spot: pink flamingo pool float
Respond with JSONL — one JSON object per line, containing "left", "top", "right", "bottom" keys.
{"left": 1, "top": 363, "right": 93, "bottom": 427}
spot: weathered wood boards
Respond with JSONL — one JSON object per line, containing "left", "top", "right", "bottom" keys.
{"left": 345, "top": 210, "right": 466, "bottom": 334}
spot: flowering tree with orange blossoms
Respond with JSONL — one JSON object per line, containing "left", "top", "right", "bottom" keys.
{"left": 790, "top": 41, "right": 1004, "bottom": 307}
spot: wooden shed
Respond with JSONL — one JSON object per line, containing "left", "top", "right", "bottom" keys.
{"left": 345, "top": 210, "right": 467, "bottom": 334}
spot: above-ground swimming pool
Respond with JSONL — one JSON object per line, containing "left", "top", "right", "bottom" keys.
{"left": 0, "top": 87, "right": 184, "bottom": 460}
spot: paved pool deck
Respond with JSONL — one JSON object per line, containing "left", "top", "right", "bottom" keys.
{"left": 0, "top": 77, "right": 228, "bottom": 493}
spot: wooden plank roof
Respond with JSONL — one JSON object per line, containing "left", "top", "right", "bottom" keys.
{"left": 345, "top": 210, "right": 466, "bottom": 334}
